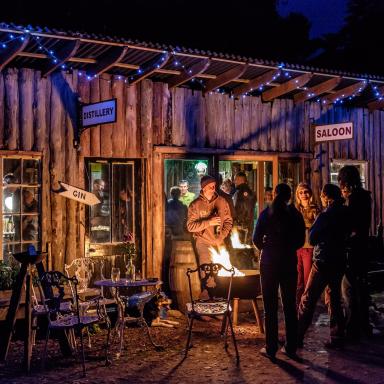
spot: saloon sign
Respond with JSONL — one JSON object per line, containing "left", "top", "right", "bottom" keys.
{"left": 315, "top": 122, "right": 353, "bottom": 143}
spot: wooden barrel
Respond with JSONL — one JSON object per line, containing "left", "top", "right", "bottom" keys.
{"left": 169, "top": 240, "right": 201, "bottom": 313}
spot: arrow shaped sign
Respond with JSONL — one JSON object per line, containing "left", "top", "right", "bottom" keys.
{"left": 55, "top": 182, "right": 101, "bottom": 206}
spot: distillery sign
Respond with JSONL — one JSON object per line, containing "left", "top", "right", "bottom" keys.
{"left": 81, "top": 98, "right": 117, "bottom": 128}
{"left": 315, "top": 122, "right": 353, "bottom": 143}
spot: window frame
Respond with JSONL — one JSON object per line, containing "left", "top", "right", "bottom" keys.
{"left": 0, "top": 153, "right": 42, "bottom": 261}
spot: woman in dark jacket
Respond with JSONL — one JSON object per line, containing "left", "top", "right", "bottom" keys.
{"left": 297, "top": 184, "right": 351, "bottom": 349}
{"left": 253, "top": 183, "right": 305, "bottom": 360}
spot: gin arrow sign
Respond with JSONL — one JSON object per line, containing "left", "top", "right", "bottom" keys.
{"left": 54, "top": 182, "right": 101, "bottom": 206}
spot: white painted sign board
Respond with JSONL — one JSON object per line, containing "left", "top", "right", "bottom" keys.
{"left": 81, "top": 98, "right": 117, "bottom": 128}
{"left": 57, "top": 182, "right": 101, "bottom": 206}
{"left": 315, "top": 122, "right": 353, "bottom": 143}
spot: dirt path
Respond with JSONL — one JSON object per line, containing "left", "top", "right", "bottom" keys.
{"left": 1, "top": 306, "right": 384, "bottom": 384}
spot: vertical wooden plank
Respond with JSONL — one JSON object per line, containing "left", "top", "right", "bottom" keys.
{"left": 64, "top": 72, "right": 79, "bottom": 265}
{"left": 172, "top": 87, "right": 185, "bottom": 146}
{"left": 152, "top": 82, "right": 163, "bottom": 145}
{"left": 348, "top": 108, "right": 358, "bottom": 160}
{"left": 278, "top": 99, "right": 286, "bottom": 152}
{"left": 152, "top": 152, "right": 164, "bottom": 281}
{"left": 252, "top": 97, "right": 262, "bottom": 151}
{"left": 112, "top": 76, "right": 125, "bottom": 157}
{"left": 205, "top": 93, "right": 215, "bottom": 148}
{"left": 78, "top": 75, "right": 91, "bottom": 158}
{"left": 194, "top": 90, "right": 206, "bottom": 148}
{"left": 0, "top": 73, "right": 4, "bottom": 148}
{"left": 234, "top": 97, "right": 243, "bottom": 150}
{"left": 357, "top": 108, "right": 365, "bottom": 160}
{"left": 380, "top": 110, "right": 384, "bottom": 226}
{"left": 125, "top": 84, "right": 138, "bottom": 157}
{"left": 49, "top": 73, "right": 65, "bottom": 271}
{"left": 100, "top": 74, "right": 113, "bottom": 157}
{"left": 373, "top": 110, "right": 381, "bottom": 228}
{"left": 260, "top": 101, "right": 271, "bottom": 152}
{"left": 241, "top": 96, "right": 251, "bottom": 150}
{"left": 140, "top": 80, "right": 154, "bottom": 276}
{"left": 368, "top": 112, "right": 375, "bottom": 231}
{"left": 285, "top": 99, "right": 294, "bottom": 152}
{"left": 90, "top": 77, "right": 101, "bottom": 157}
{"left": 185, "top": 88, "right": 197, "bottom": 148}
{"left": 4, "top": 68, "right": 19, "bottom": 149}
{"left": 19, "top": 68, "right": 34, "bottom": 151}
{"left": 77, "top": 73, "right": 90, "bottom": 258}
{"left": 34, "top": 71, "right": 52, "bottom": 261}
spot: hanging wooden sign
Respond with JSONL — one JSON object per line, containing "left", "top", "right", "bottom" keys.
{"left": 54, "top": 182, "right": 101, "bottom": 206}
{"left": 314, "top": 122, "right": 353, "bottom": 143}
{"left": 80, "top": 98, "right": 117, "bottom": 128}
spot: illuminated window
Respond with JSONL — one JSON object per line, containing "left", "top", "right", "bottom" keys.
{"left": 87, "top": 160, "right": 135, "bottom": 244}
{"left": 2, "top": 156, "right": 41, "bottom": 260}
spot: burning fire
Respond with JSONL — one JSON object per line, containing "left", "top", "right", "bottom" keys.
{"left": 209, "top": 246, "right": 245, "bottom": 276}
{"left": 230, "top": 227, "right": 252, "bottom": 249}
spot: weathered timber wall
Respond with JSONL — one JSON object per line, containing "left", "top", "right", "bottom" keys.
{"left": 0, "top": 68, "right": 383, "bottom": 275}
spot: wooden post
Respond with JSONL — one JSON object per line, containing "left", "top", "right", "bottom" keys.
{"left": 232, "top": 297, "right": 239, "bottom": 326}
{"left": 140, "top": 80, "right": 153, "bottom": 276}
{"left": 112, "top": 75, "right": 125, "bottom": 157}
{"left": 49, "top": 73, "right": 65, "bottom": 271}
{"left": 100, "top": 74, "right": 113, "bottom": 157}
{"left": 4, "top": 68, "right": 19, "bottom": 149}
{"left": 0, "top": 73, "right": 4, "bottom": 149}
{"left": 19, "top": 68, "right": 34, "bottom": 151}
{"left": 252, "top": 298, "right": 265, "bottom": 334}
{"left": 90, "top": 77, "right": 101, "bottom": 156}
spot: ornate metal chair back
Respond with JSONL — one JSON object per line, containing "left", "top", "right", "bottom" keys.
{"left": 186, "top": 263, "right": 234, "bottom": 312}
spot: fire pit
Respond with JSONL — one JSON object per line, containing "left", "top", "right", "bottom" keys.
{"left": 216, "top": 269, "right": 261, "bottom": 300}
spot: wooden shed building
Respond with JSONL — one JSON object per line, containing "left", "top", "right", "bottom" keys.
{"left": 0, "top": 22, "right": 383, "bottom": 278}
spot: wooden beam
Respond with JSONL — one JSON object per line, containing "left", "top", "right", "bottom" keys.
{"left": 321, "top": 80, "right": 367, "bottom": 105}
{"left": 367, "top": 85, "right": 384, "bottom": 111}
{"left": 294, "top": 76, "right": 342, "bottom": 103}
{"left": 368, "top": 99, "right": 384, "bottom": 111}
{"left": 262, "top": 72, "right": 313, "bottom": 102}
{"left": 86, "top": 46, "right": 128, "bottom": 77}
{"left": 203, "top": 64, "right": 248, "bottom": 94}
{"left": 232, "top": 69, "right": 280, "bottom": 97}
{"left": 0, "top": 34, "right": 30, "bottom": 71}
{"left": 129, "top": 52, "right": 171, "bottom": 85}
{"left": 167, "top": 59, "right": 211, "bottom": 89}
{"left": 41, "top": 39, "right": 81, "bottom": 77}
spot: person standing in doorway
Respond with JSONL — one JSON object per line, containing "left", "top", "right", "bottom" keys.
{"left": 179, "top": 180, "right": 196, "bottom": 207}
{"left": 233, "top": 172, "right": 256, "bottom": 244}
{"left": 187, "top": 175, "right": 233, "bottom": 266}
{"left": 295, "top": 183, "right": 320, "bottom": 308}
{"left": 253, "top": 183, "right": 305, "bottom": 360}
{"left": 338, "top": 165, "right": 373, "bottom": 340}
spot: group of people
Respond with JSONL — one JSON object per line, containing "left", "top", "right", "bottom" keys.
{"left": 254, "top": 165, "right": 372, "bottom": 360}
{"left": 175, "top": 165, "right": 372, "bottom": 361}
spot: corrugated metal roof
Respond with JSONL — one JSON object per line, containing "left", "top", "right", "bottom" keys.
{"left": 1, "top": 21, "right": 384, "bottom": 107}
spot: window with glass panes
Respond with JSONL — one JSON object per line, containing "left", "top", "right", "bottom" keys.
{"left": 87, "top": 160, "right": 135, "bottom": 244}
{"left": 1, "top": 156, "right": 41, "bottom": 260}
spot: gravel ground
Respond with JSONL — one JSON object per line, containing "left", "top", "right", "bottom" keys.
{"left": 1, "top": 299, "right": 384, "bottom": 384}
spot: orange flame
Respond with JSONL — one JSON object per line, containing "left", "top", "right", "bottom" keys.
{"left": 209, "top": 246, "right": 245, "bottom": 276}
{"left": 230, "top": 227, "right": 252, "bottom": 249}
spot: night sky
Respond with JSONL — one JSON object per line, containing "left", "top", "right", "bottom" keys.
{"left": 277, "top": 0, "right": 347, "bottom": 38}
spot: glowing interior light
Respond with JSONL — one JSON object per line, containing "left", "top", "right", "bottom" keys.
{"left": 5, "top": 196, "right": 13, "bottom": 211}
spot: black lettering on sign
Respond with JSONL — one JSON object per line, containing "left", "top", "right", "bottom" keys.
{"left": 73, "top": 190, "right": 86, "bottom": 200}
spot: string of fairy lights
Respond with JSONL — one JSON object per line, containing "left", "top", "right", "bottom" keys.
{"left": 1, "top": 28, "right": 384, "bottom": 105}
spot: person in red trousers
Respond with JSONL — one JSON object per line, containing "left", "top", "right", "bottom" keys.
{"left": 295, "top": 183, "right": 320, "bottom": 308}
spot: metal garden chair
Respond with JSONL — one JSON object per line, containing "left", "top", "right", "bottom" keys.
{"left": 40, "top": 271, "right": 111, "bottom": 376}
{"left": 185, "top": 263, "right": 239, "bottom": 364}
